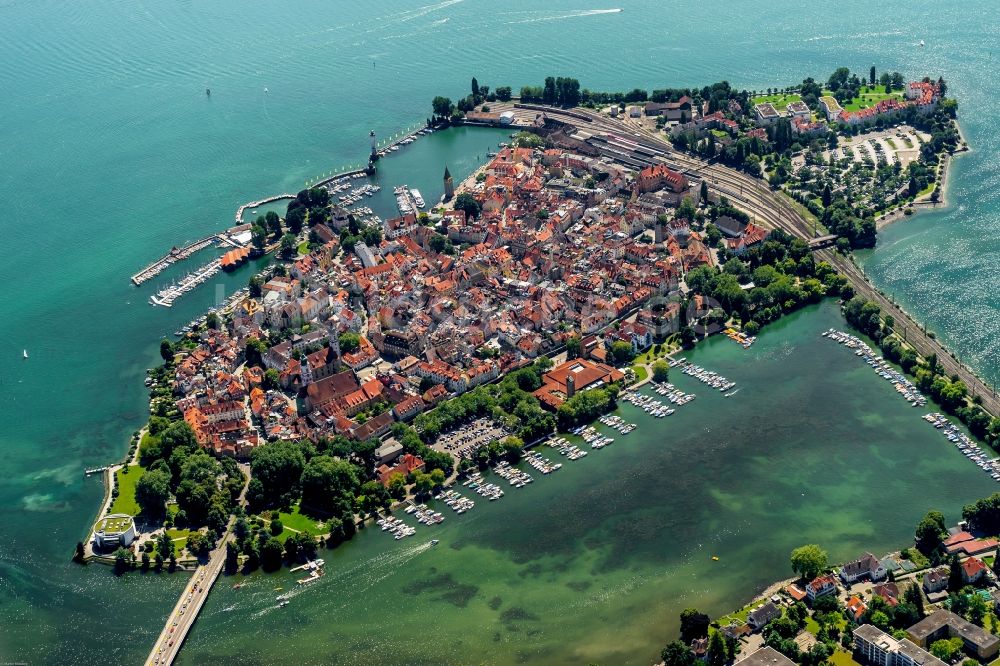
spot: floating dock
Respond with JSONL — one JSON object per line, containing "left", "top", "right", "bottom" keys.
{"left": 149, "top": 259, "right": 222, "bottom": 308}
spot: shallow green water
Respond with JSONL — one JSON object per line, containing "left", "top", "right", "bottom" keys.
{"left": 2, "top": 0, "right": 999, "bottom": 662}
{"left": 178, "top": 301, "right": 995, "bottom": 665}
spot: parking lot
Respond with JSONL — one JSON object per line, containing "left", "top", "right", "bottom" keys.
{"left": 432, "top": 417, "right": 509, "bottom": 459}
{"left": 824, "top": 126, "right": 930, "bottom": 169}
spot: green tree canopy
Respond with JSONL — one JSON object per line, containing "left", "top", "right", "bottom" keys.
{"left": 790, "top": 544, "right": 828, "bottom": 580}
{"left": 679, "top": 608, "right": 710, "bottom": 642}
{"left": 249, "top": 440, "right": 307, "bottom": 509}
{"left": 301, "top": 456, "right": 361, "bottom": 517}
{"left": 914, "top": 510, "right": 947, "bottom": 555}
{"left": 453, "top": 193, "right": 481, "bottom": 220}
{"left": 661, "top": 641, "right": 696, "bottom": 666}
{"left": 135, "top": 467, "right": 171, "bottom": 517}
{"left": 652, "top": 360, "right": 670, "bottom": 382}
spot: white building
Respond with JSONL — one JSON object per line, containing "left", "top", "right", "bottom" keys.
{"left": 92, "top": 514, "right": 137, "bottom": 550}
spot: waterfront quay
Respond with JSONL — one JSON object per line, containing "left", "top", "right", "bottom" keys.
{"left": 512, "top": 102, "right": 998, "bottom": 417}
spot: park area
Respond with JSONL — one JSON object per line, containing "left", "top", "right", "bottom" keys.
{"left": 832, "top": 84, "right": 904, "bottom": 112}
{"left": 751, "top": 93, "right": 802, "bottom": 111}
{"left": 109, "top": 464, "right": 145, "bottom": 516}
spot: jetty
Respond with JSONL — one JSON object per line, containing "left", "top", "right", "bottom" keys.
{"left": 131, "top": 236, "right": 219, "bottom": 286}
{"left": 234, "top": 193, "right": 295, "bottom": 225}
{"left": 372, "top": 125, "right": 433, "bottom": 160}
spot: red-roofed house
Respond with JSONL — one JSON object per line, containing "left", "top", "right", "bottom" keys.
{"left": 806, "top": 575, "right": 838, "bottom": 602}
{"left": 962, "top": 557, "right": 987, "bottom": 584}
{"left": 376, "top": 453, "right": 425, "bottom": 486}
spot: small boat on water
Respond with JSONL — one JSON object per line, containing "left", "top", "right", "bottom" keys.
{"left": 278, "top": 600, "right": 289, "bottom": 608}
{"left": 23, "top": 349, "right": 28, "bottom": 359}
{"left": 711, "top": 556, "right": 720, "bottom": 561}
{"left": 430, "top": 539, "right": 439, "bottom": 546}
{"left": 233, "top": 582, "right": 244, "bottom": 589}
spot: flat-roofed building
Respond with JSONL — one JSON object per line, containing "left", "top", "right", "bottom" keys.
{"left": 853, "top": 624, "right": 947, "bottom": 666}
{"left": 907, "top": 610, "right": 1000, "bottom": 662}
{"left": 737, "top": 646, "right": 796, "bottom": 666}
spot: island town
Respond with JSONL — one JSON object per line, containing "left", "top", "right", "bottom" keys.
{"left": 75, "top": 67, "right": 1000, "bottom": 666}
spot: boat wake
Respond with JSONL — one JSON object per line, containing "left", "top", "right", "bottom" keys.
{"left": 397, "top": 0, "right": 464, "bottom": 22}
{"left": 505, "top": 8, "right": 622, "bottom": 24}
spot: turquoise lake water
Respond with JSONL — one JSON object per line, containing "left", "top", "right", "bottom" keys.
{"left": 2, "top": 0, "right": 998, "bottom": 662}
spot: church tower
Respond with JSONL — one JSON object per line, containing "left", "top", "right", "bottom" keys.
{"left": 443, "top": 165, "right": 455, "bottom": 201}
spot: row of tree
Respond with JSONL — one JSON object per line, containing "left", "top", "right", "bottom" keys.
{"left": 843, "top": 295, "right": 996, "bottom": 443}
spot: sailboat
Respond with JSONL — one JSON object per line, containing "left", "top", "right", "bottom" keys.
{"left": 23, "top": 349, "right": 28, "bottom": 359}
{"left": 918, "top": 39, "right": 925, "bottom": 47}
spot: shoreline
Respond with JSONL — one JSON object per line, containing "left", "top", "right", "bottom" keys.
{"left": 876, "top": 119, "right": 969, "bottom": 230}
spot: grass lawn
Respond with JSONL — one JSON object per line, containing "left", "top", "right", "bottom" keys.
{"left": 805, "top": 616, "right": 822, "bottom": 635}
{"left": 276, "top": 504, "right": 327, "bottom": 535}
{"left": 901, "top": 548, "right": 930, "bottom": 569}
{"left": 165, "top": 528, "right": 193, "bottom": 553}
{"left": 716, "top": 600, "right": 760, "bottom": 626}
{"left": 631, "top": 364, "right": 649, "bottom": 383}
{"left": 832, "top": 85, "right": 904, "bottom": 112}
{"left": 109, "top": 464, "right": 146, "bottom": 516}
{"left": 885, "top": 138, "right": 898, "bottom": 150}
{"left": 830, "top": 649, "right": 862, "bottom": 666}
{"left": 298, "top": 241, "right": 309, "bottom": 255}
{"left": 752, "top": 93, "right": 802, "bottom": 111}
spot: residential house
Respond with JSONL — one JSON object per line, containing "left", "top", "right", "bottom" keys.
{"left": 840, "top": 552, "right": 887, "bottom": 585}
{"left": 921, "top": 569, "right": 948, "bottom": 594}
{"left": 846, "top": 596, "right": 868, "bottom": 621}
{"left": 806, "top": 574, "right": 838, "bottom": 602}
{"left": 737, "top": 647, "right": 796, "bottom": 666}
{"left": 961, "top": 556, "right": 987, "bottom": 584}
{"left": 376, "top": 453, "right": 425, "bottom": 486}
{"left": 746, "top": 601, "right": 781, "bottom": 631}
